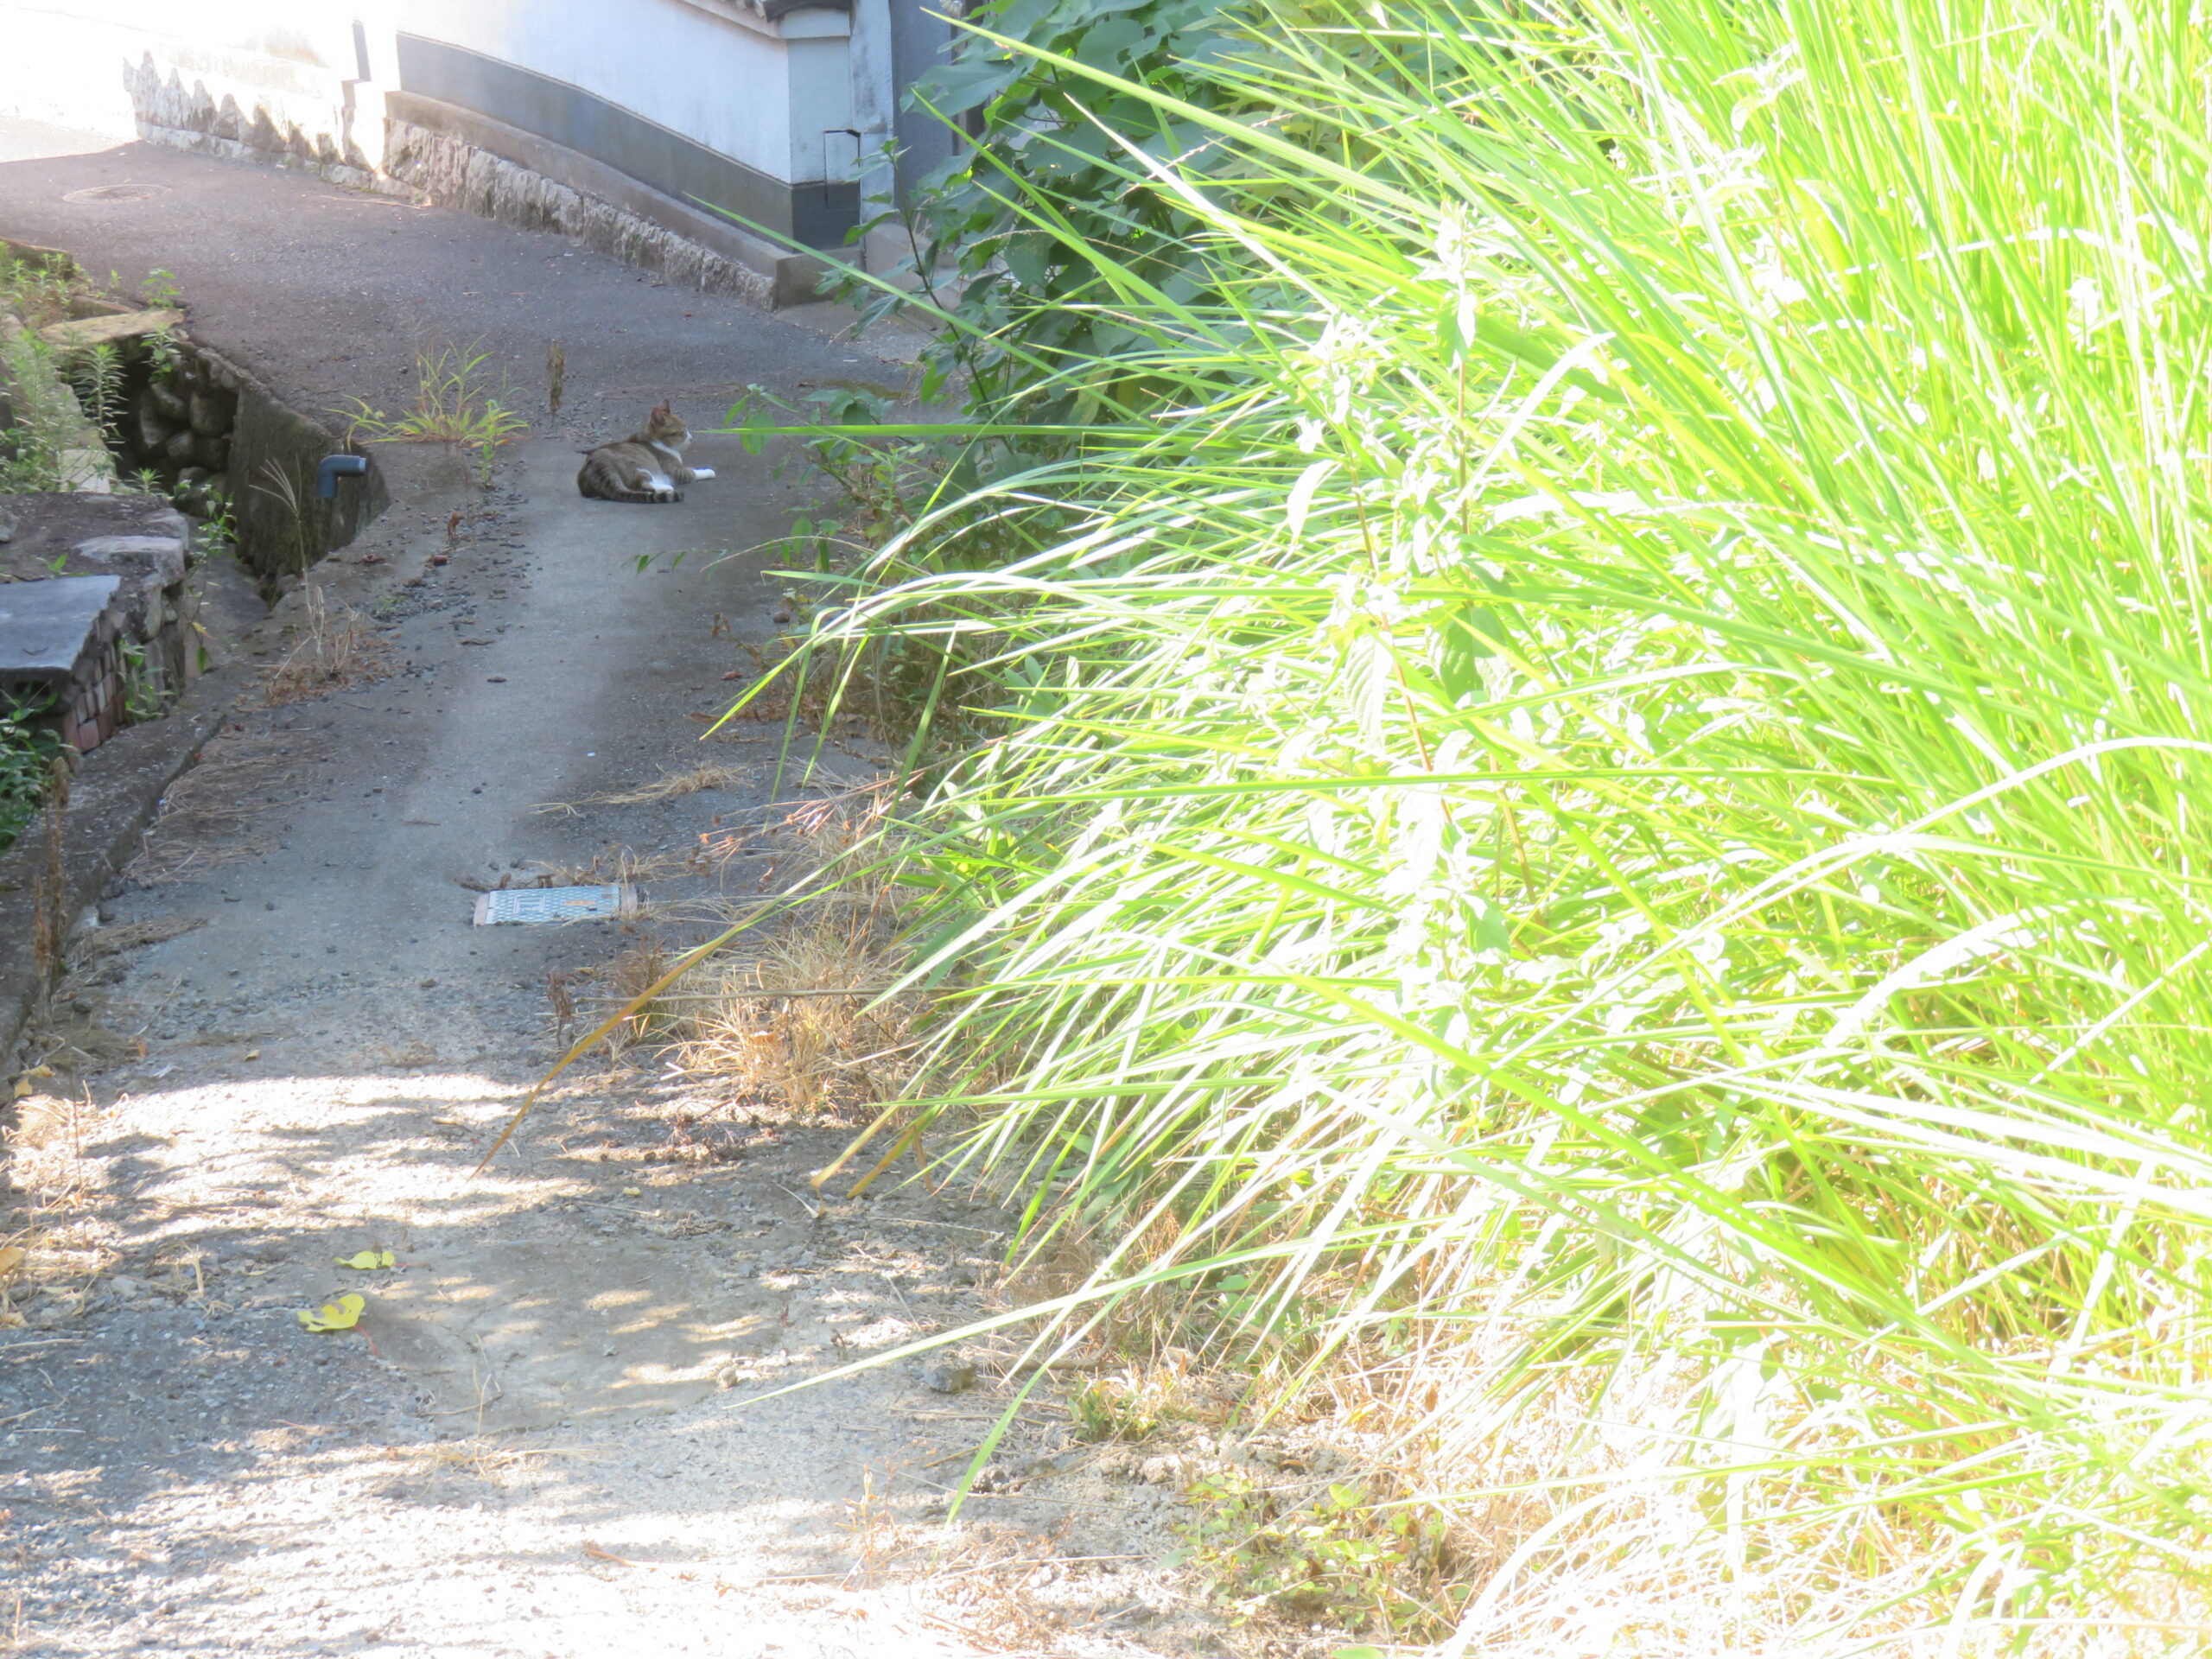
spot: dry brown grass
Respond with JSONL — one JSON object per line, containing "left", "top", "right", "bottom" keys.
{"left": 259, "top": 587, "right": 387, "bottom": 707}
{"left": 129, "top": 728, "right": 331, "bottom": 885}
{"left": 0, "top": 1090, "right": 114, "bottom": 1332}
{"left": 715, "top": 634, "right": 903, "bottom": 744}
{"left": 74, "top": 913, "right": 206, "bottom": 959}
{"left": 587, "top": 762, "right": 756, "bottom": 806}
{"left": 659, "top": 914, "right": 918, "bottom": 1115}
{"left": 904, "top": 1530, "right": 1090, "bottom": 1653}
{"left": 543, "top": 849, "right": 693, "bottom": 886}
{"left": 560, "top": 789, "right": 925, "bottom": 1117}
{"left": 383, "top": 1436, "right": 592, "bottom": 1485}
{"left": 1092, "top": 1311, "right": 2212, "bottom": 1659}
{"left": 904, "top": 1201, "right": 2212, "bottom": 1656}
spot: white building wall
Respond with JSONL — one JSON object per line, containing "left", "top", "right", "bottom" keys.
{"left": 390, "top": 0, "right": 851, "bottom": 187}
{"left": 0, "top": 1, "right": 361, "bottom": 148}
{"left": 0, "top": 0, "right": 868, "bottom": 191}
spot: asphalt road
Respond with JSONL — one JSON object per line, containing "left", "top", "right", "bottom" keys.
{"left": 0, "top": 129, "right": 894, "bottom": 442}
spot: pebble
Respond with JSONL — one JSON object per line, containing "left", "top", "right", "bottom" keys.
{"left": 921, "top": 1360, "right": 976, "bottom": 1395}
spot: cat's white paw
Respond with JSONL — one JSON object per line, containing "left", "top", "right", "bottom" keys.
{"left": 691, "top": 467, "right": 716, "bottom": 480}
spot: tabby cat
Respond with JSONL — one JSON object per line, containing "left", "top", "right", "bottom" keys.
{"left": 575, "top": 402, "right": 715, "bottom": 503}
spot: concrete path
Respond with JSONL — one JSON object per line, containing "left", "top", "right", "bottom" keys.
{"left": 0, "top": 139, "right": 1194, "bottom": 1658}
{"left": 0, "top": 131, "right": 905, "bottom": 428}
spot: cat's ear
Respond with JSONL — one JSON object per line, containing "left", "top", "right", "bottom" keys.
{"left": 651, "top": 400, "right": 672, "bottom": 421}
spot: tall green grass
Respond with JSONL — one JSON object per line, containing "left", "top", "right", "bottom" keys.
{"left": 772, "top": 0, "right": 2212, "bottom": 1645}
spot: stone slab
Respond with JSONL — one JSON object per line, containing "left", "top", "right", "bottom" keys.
{"left": 0, "top": 574, "right": 117, "bottom": 683}
{"left": 0, "top": 494, "right": 193, "bottom": 642}
{"left": 0, "top": 237, "right": 74, "bottom": 275}
{"left": 37, "top": 307, "right": 183, "bottom": 352}
{"left": 73, "top": 533, "right": 186, "bottom": 588}
{"left": 0, "top": 494, "right": 191, "bottom": 575}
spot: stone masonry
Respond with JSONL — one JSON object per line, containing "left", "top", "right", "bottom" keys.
{"left": 0, "top": 494, "right": 197, "bottom": 755}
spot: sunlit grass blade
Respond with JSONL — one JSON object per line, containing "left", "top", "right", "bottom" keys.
{"left": 729, "top": 0, "right": 2212, "bottom": 1645}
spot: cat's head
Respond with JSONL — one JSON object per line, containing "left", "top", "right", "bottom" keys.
{"left": 643, "top": 401, "right": 690, "bottom": 445}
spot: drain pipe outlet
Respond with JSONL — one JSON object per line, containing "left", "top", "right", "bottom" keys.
{"left": 316, "top": 454, "right": 369, "bottom": 499}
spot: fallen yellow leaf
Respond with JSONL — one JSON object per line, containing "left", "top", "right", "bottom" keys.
{"left": 10, "top": 1079, "right": 26, "bottom": 1099}
{"left": 334, "top": 1249, "right": 395, "bottom": 1270}
{"left": 244, "top": 1049, "right": 261, "bottom": 1061}
{"left": 296, "top": 1293, "right": 365, "bottom": 1333}
{"left": 0, "top": 1245, "right": 25, "bottom": 1277}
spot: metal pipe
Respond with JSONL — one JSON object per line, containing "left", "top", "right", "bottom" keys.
{"left": 316, "top": 454, "right": 368, "bottom": 499}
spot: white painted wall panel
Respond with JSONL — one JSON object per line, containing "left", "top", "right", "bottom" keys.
{"left": 395, "top": 0, "right": 849, "bottom": 183}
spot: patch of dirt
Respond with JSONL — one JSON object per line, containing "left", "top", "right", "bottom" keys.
{"left": 74, "top": 912, "right": 206, "bottom": 957}
{"left": 128, "top": 726, "right": 332, "bottom": 886}
{"left": 0, "top": 1055, "right": 1221, "bottom": 1657}
{"left": 0, "top": 556, "right": 1220, "bottom": 1659}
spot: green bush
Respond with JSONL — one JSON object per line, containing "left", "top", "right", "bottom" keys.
{"left": 849, "top": 0, "right": 1245, "bottom": 426}
{"left": 0, "top": 327, "right": 81, "bottom": 493}
{"left": 1179, "top": 1470, "right": 1461, "bottom": 1637}
{"left": 772, "top": 0, "right": 2212, "bottom": 1643}
{"left": 0, "top": 692, "right": 60, "bottom": 852}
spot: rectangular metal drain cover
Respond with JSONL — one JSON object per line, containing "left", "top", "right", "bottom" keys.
{"left": 472, "top": 884, "right": 637, "bottom": 925}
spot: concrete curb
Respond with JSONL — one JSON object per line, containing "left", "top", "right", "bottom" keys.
{"left": 0, "top": 658, "right": 252, "bottom": 1075}
{"left": 382, "top": 96, "right": 826, "bottom": 309}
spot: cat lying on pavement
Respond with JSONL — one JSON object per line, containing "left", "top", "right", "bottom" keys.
{"left": 576, "top": 401, "right": 715, "bottom": 503}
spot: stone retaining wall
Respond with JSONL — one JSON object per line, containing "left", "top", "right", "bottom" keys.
{"left": 381, "top": 115, "right": 774, "bottom": 306}
{"left": 0, "top": 495, "right": 200, "bottom": 754}
{"left": 21, "top": 274, "right": 390, "bottom": 590}
{"left": 122, "top": 51, "right": 391, "bottom": 196}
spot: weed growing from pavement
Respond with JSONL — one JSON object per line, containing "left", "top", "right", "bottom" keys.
{"left": 1067, "top": 1368, "right": 1173, "bottom": 1444}
{"left": 59, "top": 340, "right": 123, "bottom": 449}
{"left": 0, "top": 253, "right": 73, "bottom": 327}
{"left": 339, "top": 343, "right": 528, "bottom": 455}
{"left": 137, "top": 268, "right": 182, "bottom": 310}
{"left": 249, "top": 457, "right": 314, "bottom": 575}
{"left": 259, "top": 587, "right": 387, "bottom": 706}
{"left": 118, "top": 642, "right": 166, "bottom": 723}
